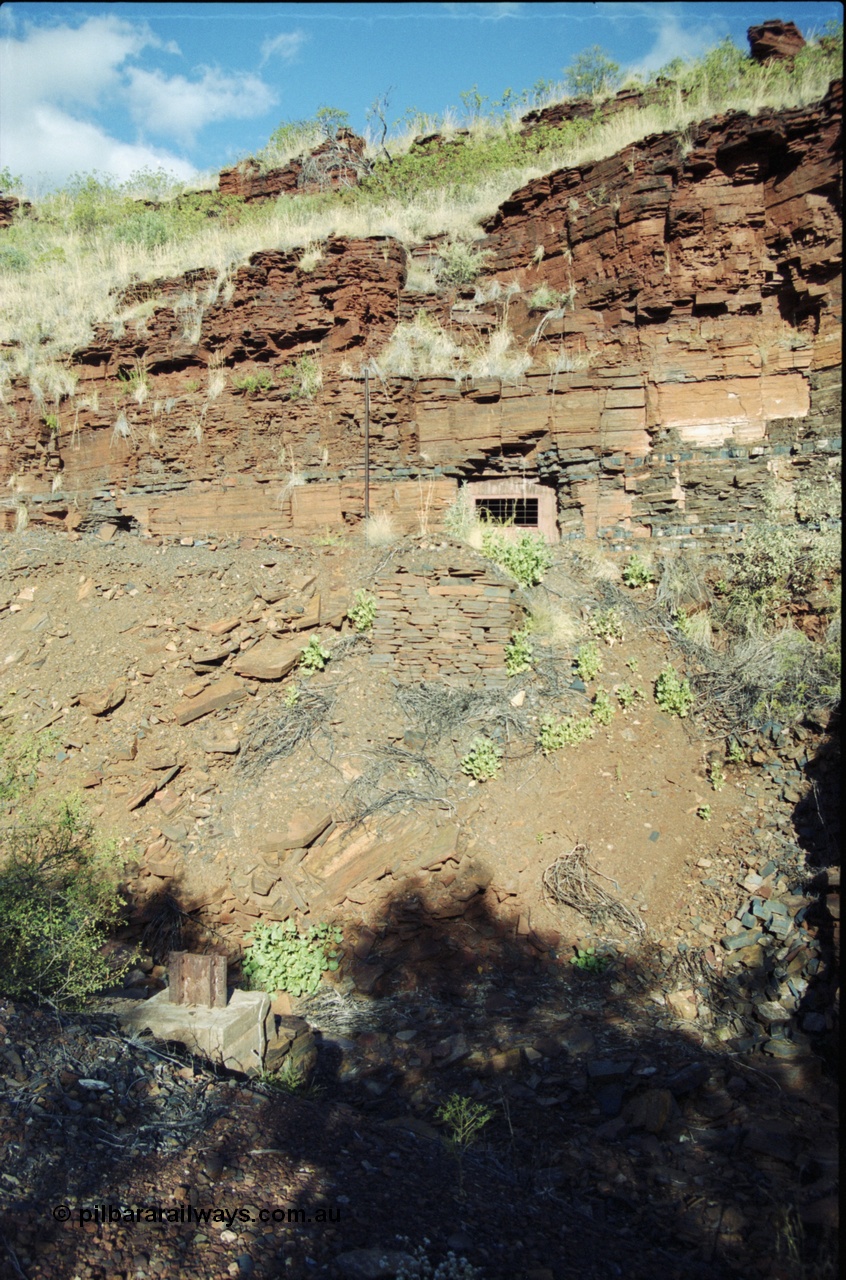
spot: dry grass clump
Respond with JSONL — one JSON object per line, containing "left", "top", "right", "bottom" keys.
{"left": 364, "top": 510, "right": 398, "bottom": 546}
{"left": 467, "top": 325, "right": 532, "bottom": 385}
{"left": 377, "top": 313, "right": 533, "bottom": 386}
{"left": 524, "top": 588, "right": 581, "bottom": 648}
{"left": 573, "top": 542, "right": 621, "bottom": 583}
{"left": 378, "top": 312, "right": 464, "bottom": 382}
{"left": 655, "top": 549, "right": 711, "bottom": 613}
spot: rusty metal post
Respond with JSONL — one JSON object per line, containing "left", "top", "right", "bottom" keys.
{"left": 364, "top": 365, "right": 371, "bottom": 521}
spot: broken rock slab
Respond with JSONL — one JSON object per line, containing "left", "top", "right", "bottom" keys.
{"left": 232, "top": 636, "right": 303, "bottom": 681}
{"left": 262, "top": 808, "right": 333, "bottom": 853}
{"left": 172, "top": 673, "right": 248, "bottom": 725}
{"left": 79, "top": 681, "right": 127, "bottom": 716}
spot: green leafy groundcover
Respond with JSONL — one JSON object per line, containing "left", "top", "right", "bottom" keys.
{"left": 0, "top": 811, "right": 128, "bottom": 1007}
{"left": 242, "top": 919, "right": 343, "bottom": 997}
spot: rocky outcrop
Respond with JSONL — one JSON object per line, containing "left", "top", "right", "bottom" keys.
{"left": 748, "top": 19, "right": 807, "bottom": 63}
{"left": 0, "top": 85, "right": 840, "bottom": 547}
{"left": 0, "top": 193, "right": 31, "bottom": 226}
{"left": 520, "top": 81, "right": 682, "bottom": 136}
{"left": 218, "top": 130, "right": 368, "bottom": 201}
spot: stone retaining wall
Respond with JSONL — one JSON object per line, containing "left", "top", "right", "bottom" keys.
{"left": 370, "top": 550, "right": 520, "bottom": 684}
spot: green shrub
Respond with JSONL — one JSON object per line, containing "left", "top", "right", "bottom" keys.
{"left": 460, "top": 737, "right": 502, "bottom": 781}
{"left": 717, "top": 510, "right": 841, "bottom": 633}
{"left": 621, "top": 553, "right": 654, "bottom": 588}
{"left": 347, "top": 590, "right": 377, "bottom": 632}
{"left": 433, "top": 239, "right": 490, "bottom": 286}
{"left": 280, "top": 353, "right": 323, "bottom": 401}
{"left": 504, "top": 625, "right": 533, "bottom": 676}
{"left": 574, "top": 641, "right": 602, "bottom": 682}
{"left": 233, "top": 369, "right": 274, "bottom": 394}
{"left": 243, "top": 919, "right": 343, "bottom": 997}
{"left": 564, "top": 45, "right": 622, "bottom": 98}
{"left": 0, "top": 810, "right": 128, "bottom": 1006}
{"left": 537, "top": 714, "right": 595, "bottom": 754}
{"left": 300, "top": 636, "right": 331, "bottom": 671}
{"left": 0, "top": 729, "right": 57, "bottom": 804}
{"left": 592, "top": 688, "right": 615, "bottom": 726}
{"left": 481, "top": 528, "right": 552, "bottom": 587}
{"left": 654, "top": 665, "right": 694, "bottom": 717}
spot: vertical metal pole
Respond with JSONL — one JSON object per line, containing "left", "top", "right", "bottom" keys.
{"left": 364, "top": 365, "right": 371, "bottom": 521}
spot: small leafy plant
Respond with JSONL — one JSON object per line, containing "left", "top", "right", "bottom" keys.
{"left": 697, "top": 804, "right": 712, "bottom": 821}
{"left": 300, "top": 636, "right": 331, "bottom": 671}
{"left": 347, "top": 589, "right": 377, "bottom": 632}
{"left": 589, "top": 607, "right": 623, "bottom": 645}
{"left": 622, "top": 553, "right": 654, "bottom": 588}
{"left": 726, "top": 740, "right": 746, "bottom": 764}
{"left": 575, "top": 641, "right": 602, "bottom": 682}
{"left": 592, "top": 688, "right": 615, "bottom": 726}
{"left": 481, "top": 529, "right": 552, "bottom": 587}
{"left": 537, "top": 714, "right": 595, "bottom": 754}
{"left": 708, "top": 761, "right": 725, "bottom": 791}
{"left": 243, "top": 919, "right": 343, "bottom": 997}
{"left": 654, "top": 665, "right": 694, "bottom": 717}
{"left": 258, "top": 1057, "right": 322, "bottom": 1097}
{"left": 435, "top": 1093, "right": 494, "bottom": 1199}
{"left": 282, "top": 684, "right": 301, "bottom": 709}
{"left": 570, "top": 946, "right": 610, "bottom": 974}
{"left": 460, "top": 737, "right": 502, "bottom": 782}
{"left": 615, "top": 682, "right": 643, "bottom": 710}
{"left": 504, "top": 625, "right": 533, "bottom": 676}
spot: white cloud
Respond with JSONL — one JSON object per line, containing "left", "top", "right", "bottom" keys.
{"left": 0, "top": 12, "right": 276, "bottom": 189}
{"left": 614, "top": 4, "right": 727, "bottom": 78}
{"left": 4, "top": 104, "right": 196, "bottom": 191}
{"left": 125, "top": 66, "right": 277, "bottom": 145}
{"left": 260, "top": 30, "right": 307, "bottom": 67}
{"left": 636, "top": 15, "right": 723, "bottom": 74}
{"left": 1, "top": 14, "right": 152, "bottom": 112}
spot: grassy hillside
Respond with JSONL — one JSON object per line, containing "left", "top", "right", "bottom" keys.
{"left": 0, "top": 28, "right": 841, "bottom": 408}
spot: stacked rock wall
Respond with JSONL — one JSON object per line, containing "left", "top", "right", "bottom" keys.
{"left": 370, "top": 550, "right": 520, "bottom": 684}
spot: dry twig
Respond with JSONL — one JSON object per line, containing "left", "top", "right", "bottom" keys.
{"left": 542, "top": 842, "right": 646, "bottom": 938}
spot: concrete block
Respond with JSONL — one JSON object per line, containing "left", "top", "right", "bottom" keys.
{"left": 117, "top": 988, "right": 270, "bottom": 1075}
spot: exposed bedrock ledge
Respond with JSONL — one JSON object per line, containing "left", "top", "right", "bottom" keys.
{"left": 0, "top": 89, "right": 840, "bottom": 547}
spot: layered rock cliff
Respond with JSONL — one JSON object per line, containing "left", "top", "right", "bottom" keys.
{"left": 0, "top": 81, "right": 840, "bottom": 544}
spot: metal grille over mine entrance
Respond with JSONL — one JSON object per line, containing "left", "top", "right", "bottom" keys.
{"left": 475, "top": 496, "right": 540, "bottom": 527}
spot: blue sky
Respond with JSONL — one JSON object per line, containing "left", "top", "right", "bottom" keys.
{"left": 0, "top": 2, "right": 840, "bottom": 191}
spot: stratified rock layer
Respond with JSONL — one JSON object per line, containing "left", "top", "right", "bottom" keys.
{"left": 0, "top": 84, "right": 840, "bottom": 544}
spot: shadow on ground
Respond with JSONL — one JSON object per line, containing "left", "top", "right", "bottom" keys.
{"left": 0, "top": 777, "right": 839, "bottom": 1280}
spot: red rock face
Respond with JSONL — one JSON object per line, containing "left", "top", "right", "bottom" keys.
{"left": 0, "top": 88, "right": 841, "bottom": 545}
{"left": 218, "top": 131, "right": 368, "bottom": 201}
{"left": 747, "top": 20, "right": 807, "bottom": 63}
{"left": 0, "top": 194, "right": 31, "bottom": 226}
{"left": 519, "top": 81, "right": 685, "bottom": 136}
